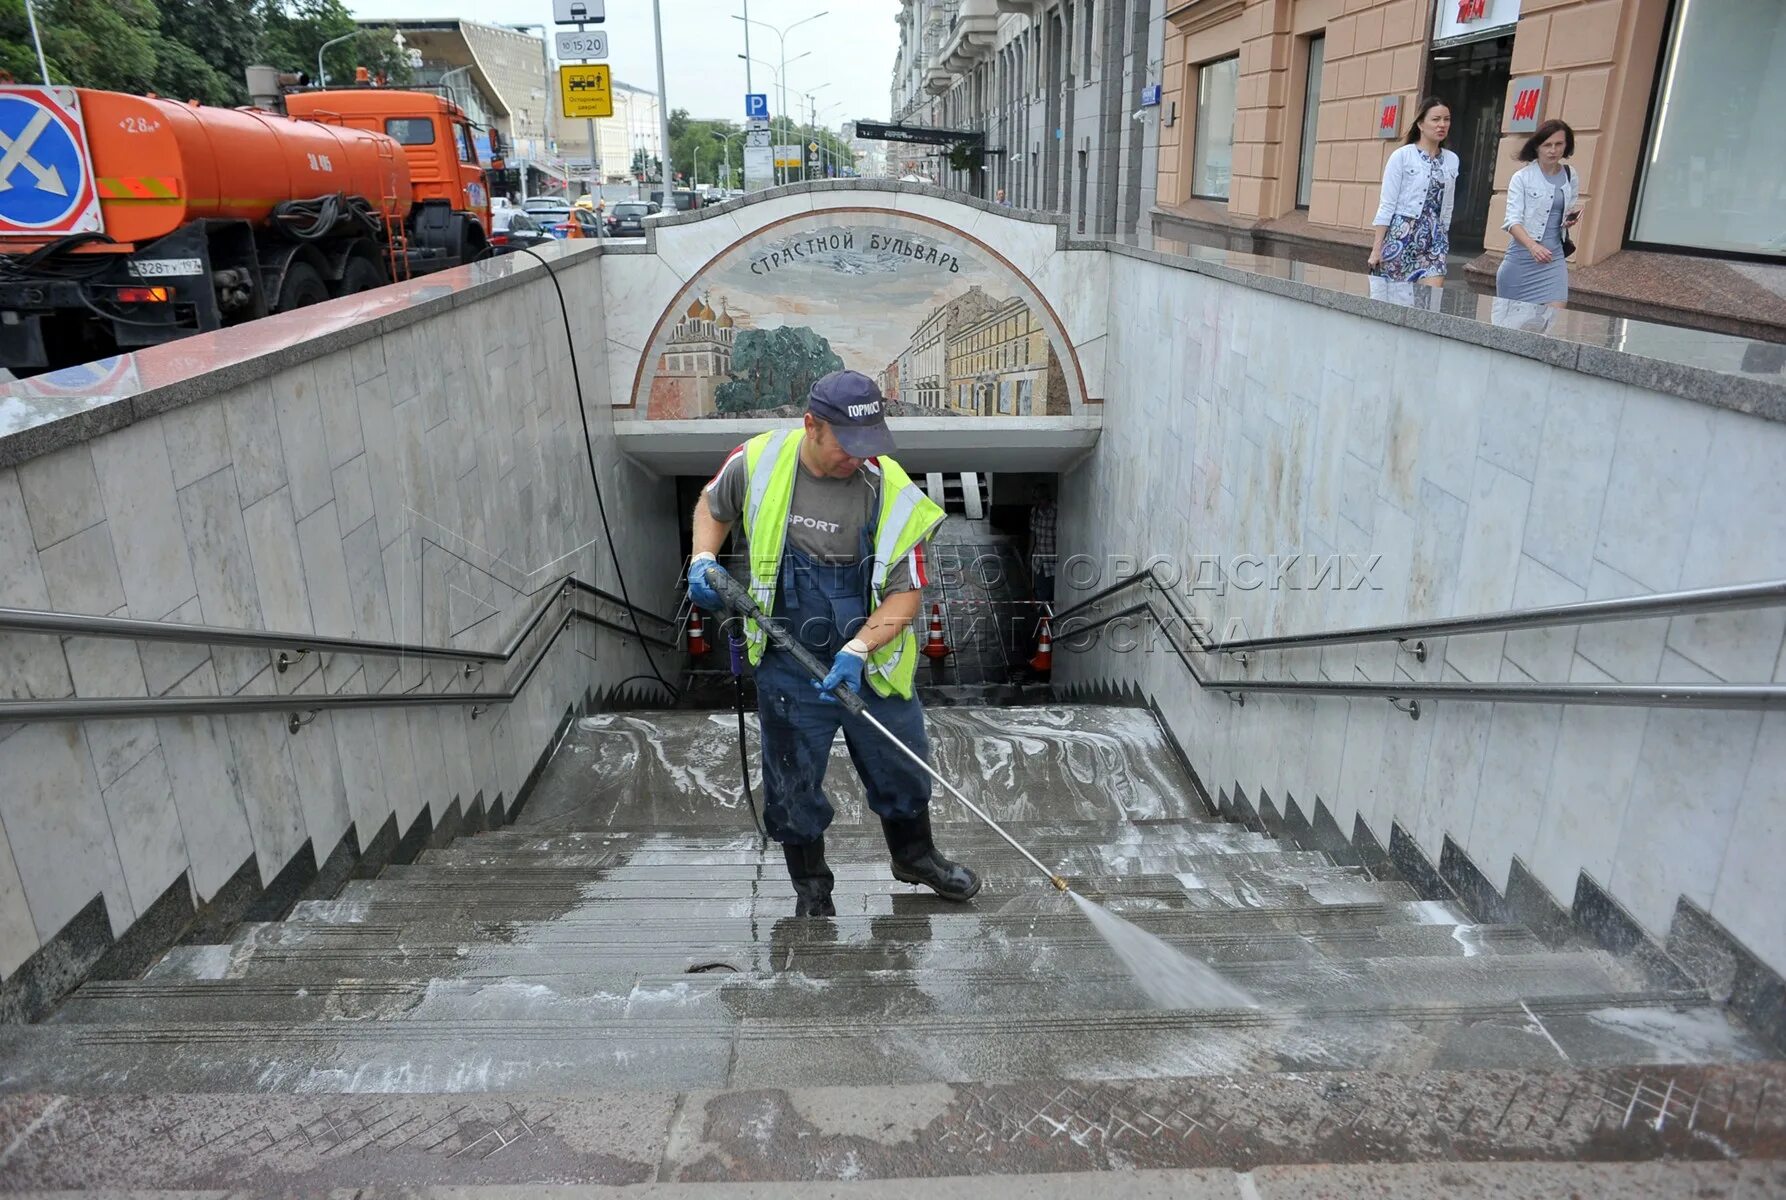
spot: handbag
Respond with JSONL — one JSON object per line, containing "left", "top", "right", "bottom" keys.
{"left": 1559, "top": 166, "right": 1577, "bottom": 259}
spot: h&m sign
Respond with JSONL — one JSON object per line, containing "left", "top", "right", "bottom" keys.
{"left": 1507, "top": 75, "right": 1547, "bottom": 132}
{"left": 1375, "top": 95, "right": 1402, "bottom": 139}
{"left": 1434, "top": 0, "right": 1520, "bottom": 42}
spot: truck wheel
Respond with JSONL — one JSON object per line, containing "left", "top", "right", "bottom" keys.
{"left": 338, "top": 257, "right": 387, "bottom": 296}
{"left": 276, "top": 262, "right": 329, "bottom": 311}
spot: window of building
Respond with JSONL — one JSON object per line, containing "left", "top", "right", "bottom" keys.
{"left": 1296, "top": 36, "right": 1325, "bottom": 209}
{"left": 1017, "top": 378, "right": 1033, "bottom": 416}
{"left": 1083, "top": 0, "right": 1095, "bottom": 79}
{"left": 1629, "top": 0, "right": 1785, "bottom": 259}
{"left": 1191, "top": 56, "right": 1239, "bottom": 200}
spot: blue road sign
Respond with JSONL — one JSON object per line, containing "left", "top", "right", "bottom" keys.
{"left": 745, "top": 93, "right": 770, "bottom": 120}
{"left": 0, "top": 92, "right": 87, "bottom": 230}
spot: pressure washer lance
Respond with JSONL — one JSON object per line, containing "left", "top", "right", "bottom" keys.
{"left": 706, "top": 567, "right": 1071, "bottom": 893}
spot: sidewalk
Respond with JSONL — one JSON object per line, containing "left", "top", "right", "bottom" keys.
{"left": 1151, "top": 203, "right": 1786, "bottom": 344}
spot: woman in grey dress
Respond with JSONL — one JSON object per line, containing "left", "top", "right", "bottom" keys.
{"left": 1497, "top": 120, "right": 1583, "bottom": 307}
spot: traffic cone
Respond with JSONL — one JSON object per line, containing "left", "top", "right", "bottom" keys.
{"left": 921, "top": 603, "right": 952, "bottom": 659}
{"left": 1029, "top": 615, "right": 1053, "bottom": 675}
{"left": 686, "top": 608, "right": 708, "bottom": 657}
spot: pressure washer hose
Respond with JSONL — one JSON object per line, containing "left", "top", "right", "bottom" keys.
{"left": 707, "top": 568, "right": 1071, "bottom": 892}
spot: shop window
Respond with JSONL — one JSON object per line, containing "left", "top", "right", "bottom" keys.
{"left": 1192, "top": 56, "right": 1239, "bottom": 200}
{"left": 1296, "top": 36, "right": 1325, "bottom": 209}
{"left": 1630, "top": 0, "right": 1786, "bottom": 259}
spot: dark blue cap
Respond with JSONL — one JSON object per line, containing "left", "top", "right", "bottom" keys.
{"left": 807, "top": 370, "right": 896, "bottom": 458}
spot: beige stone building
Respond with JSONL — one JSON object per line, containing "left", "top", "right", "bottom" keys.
{"left": 946, "top": 297, "right": 1052, "bottom": 416}
{"left": 1154, "top": 0, "right": 1784, "bottom": 327}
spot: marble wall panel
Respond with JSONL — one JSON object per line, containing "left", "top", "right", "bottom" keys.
{"left": 0, "top": 820, "right": 39, "bottom": 977}
{"left": 0, "top": 252, "right": 680, "bottom": 978}
{"left": 88, "top": 420, "right": 195, "bottom": 622}
{"left": 1060, "top": 253, "right": 1786, "bottom": 975}
{"left": 0, "top": 724, "right": 133, "bottom": 939}
{"left": 15, "top": 443, "right": 104, "bottom": 549}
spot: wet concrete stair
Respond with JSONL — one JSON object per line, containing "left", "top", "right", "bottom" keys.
{"left": 4, "top": 704, "right": 1780, "bottom": 1192}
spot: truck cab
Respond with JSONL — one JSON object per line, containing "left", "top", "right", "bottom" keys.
{"left": 285, "top": 89, "right": 491, "bottom": 225}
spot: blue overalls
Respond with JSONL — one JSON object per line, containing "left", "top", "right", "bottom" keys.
{"left": 756, "top": 543, "right": 932, "bottom": 846}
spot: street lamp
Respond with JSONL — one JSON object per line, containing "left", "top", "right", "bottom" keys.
{"left": 737, "top": 52, "right": 811, "bottom": 183}
{"left": 317, "top": 32, "right": 357, "bottom": 87}
{"left": 733, "top": 10, "right": 826, "bottom": 183}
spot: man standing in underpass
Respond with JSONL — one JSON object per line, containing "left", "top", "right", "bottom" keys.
{"left": 686, "top": 370, "right": 981, "bottom": 917}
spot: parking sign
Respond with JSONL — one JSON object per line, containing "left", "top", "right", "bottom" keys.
{"left": 745, "top": 93, "right": 770, "bottom": 120}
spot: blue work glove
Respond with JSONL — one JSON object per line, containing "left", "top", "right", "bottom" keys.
{"left": 814, "top": 643, "right": 867, "bottom": 703}
{"left": 687, "top": 554, "right": 730, "bottom": 612}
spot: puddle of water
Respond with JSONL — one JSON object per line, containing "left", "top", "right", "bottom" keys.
{"left": 1067, "top": 890, "right": 1256, "bottom": 1009}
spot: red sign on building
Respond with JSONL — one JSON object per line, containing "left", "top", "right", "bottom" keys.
{"left": 1375, "top": 96, "right": 1402, "bottom": 138}
{"left": 1457, "top": 0, "right": 1489, "bottom": 20}
{"left": 1506, "top": 75, "right": 1548, "bottom": 133}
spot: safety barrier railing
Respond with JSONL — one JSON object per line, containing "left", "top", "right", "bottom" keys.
{"left": 0, "top": 575, "right": 679, "bottom": 728}
{"left": 1047, "top": 565, "right": 1786, "bottom": 718}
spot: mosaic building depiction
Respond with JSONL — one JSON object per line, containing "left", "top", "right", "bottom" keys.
{"left": 637, "top": 217, "right": 1079, "bottom": 419}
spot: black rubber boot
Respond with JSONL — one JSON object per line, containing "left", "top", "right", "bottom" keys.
{"left": 881, "top": 812, "right": 981, "bottom": 902}
{"left": 782, "top": 837, "right": 836, "bottom": 917}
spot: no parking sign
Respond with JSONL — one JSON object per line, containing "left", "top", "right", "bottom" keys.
{"left": 0, "top": 86, "right": 104, "bottom": 237}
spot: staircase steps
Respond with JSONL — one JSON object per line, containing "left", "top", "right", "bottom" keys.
{"left": 8, "top": 701, "right": 1775, "bottom": 1191}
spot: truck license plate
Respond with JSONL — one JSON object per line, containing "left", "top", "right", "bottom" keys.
{"left": 127, "top": 259, "right": 203, "bottom": 278}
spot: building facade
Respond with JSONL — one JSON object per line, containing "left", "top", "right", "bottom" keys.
{"left": 890, "top": 0, "right": 1167, "bottom": 237}
{"left": 647, "top": 297, "right": 736, "bottom": 419}
{"left": 946, "top": 296, "right": 1052, "bottom": 415}
{"left": 360, "top": 19, "right": 566, "bottom": 196}
{"left": 1154, "top": 0, "right": 1784, "bottom": 278}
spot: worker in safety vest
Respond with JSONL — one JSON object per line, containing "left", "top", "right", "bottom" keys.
{"left": 687, "top": 370, "right": 981, "bottom": 917}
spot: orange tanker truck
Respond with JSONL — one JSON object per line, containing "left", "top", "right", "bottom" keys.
{"left": 0, "top": 74, "right": 498, "bottom": 374}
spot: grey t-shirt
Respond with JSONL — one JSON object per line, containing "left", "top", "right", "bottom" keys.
{"left": 704, "top": 446, "right": 924, "bottom": 594}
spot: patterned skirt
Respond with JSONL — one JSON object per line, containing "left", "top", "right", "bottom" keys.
{"left": 1377, "top": 208, "right": 1449, "bottom": 283}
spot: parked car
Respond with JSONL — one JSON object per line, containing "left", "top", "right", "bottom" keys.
{"left": 604, "top": 200, "right": 657, "bottom": 237}
{"left": 523, "top": 198, "right": 575, "bottom": 237}
{"left": 489, "top": 209, "right": 555, "bottom": 253}
{"left": 557, "top": 208, "right": 605, "bottom": 239}
{"left": 649, "top": 188, "right": 702, "bottom": 212}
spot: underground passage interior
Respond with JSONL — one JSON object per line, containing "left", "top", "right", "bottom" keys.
{"left": 0, "top": 182, "right": 1781, "bottom": 1192}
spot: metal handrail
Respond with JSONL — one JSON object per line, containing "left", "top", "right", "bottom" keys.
{"left": 1049, "top": 563, "right": 1786, "bottom": 656}
{"left": 1214, "top": 578, "right": 1786, "bottom": 654}
{"left": 0, "top": 576, "right": 681, "bottom": 726}
{"left": 1055, "top": 582, "right": 1786, "bottom": 715}
{"left": 0, "top": 575, "right": 678, "bottom": 664}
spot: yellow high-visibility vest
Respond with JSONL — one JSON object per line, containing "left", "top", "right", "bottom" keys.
{"left": 739, "top": 429, "right": 943, "bottom": 699}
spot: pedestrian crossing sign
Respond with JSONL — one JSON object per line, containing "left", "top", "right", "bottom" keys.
{"left": 559, "top": 64, "right": 614, "bottom": 119}
{"left": 0, "top": 86, "right": 103, "bottom": 237}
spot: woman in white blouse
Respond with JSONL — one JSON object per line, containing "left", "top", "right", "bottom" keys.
{"left": 1496, "top": 119, "right": 1583, "bottom": 308}
{"left": 1367, "top": 98, "right": 1460, "bottom": 299}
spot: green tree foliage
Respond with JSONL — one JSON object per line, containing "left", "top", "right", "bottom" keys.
{"left": 669, "top": 108, "right": 745, "bottom": 190}
{"left": 0, "top": 0, "right": 408, "bottom": 99}
{"left": 630, "top": 146, "right": 661, "bottom": 179}
{"left": 715, "top": 326, "right": 843, "bottom": 414}
{"left": 28, "top": 0, "right": 160, "bottom": 91}
{"left": 256, "top": 1, "right": 411, "bottom": 88}
{"left": 0, "top": 0, "right": 48, "bottom": 82}
{"left": 155, "top": 0, "right": 258, "bottom": 102}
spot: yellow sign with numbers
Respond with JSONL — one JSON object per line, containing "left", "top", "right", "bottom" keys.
{"left": 559, "top": 64, "right": 614, "bottom": 118}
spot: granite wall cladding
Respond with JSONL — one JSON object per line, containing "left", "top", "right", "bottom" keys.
{"left": 1055, "top": 254, "right": 1786, "bottom": 978}
{"left": 0, "top": 252, "right": 683, "bottom": 980}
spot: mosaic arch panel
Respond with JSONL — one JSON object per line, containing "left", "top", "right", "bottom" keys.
{"left": 631, "top": 210, "right": 1086, "bottom": 421}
